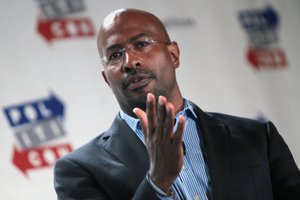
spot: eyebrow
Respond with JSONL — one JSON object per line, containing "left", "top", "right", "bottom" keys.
{"left": 105, "top": 33, "right": 149, "bottom": 52}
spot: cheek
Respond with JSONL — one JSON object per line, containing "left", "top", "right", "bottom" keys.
{"left": 152, "top": 52, "right": 175, "bottom": 74}
{"left": 154, "top": 55, "right": 177, "bottom": 83}
{"left": 105, "top": 70, "right": 123, "bottom": 87}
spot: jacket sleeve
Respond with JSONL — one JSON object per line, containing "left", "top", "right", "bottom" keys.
{"left": 267, "top": 121, "right": 300, "bottom": 199}
{"left": 54, "top": 157, "right": 161, "bottom": 200}
{"left": 132, "top": 178, "right": 163, "bottom": 200}
{"left": 54, "top": 157, "right": 110, "bottom": 200}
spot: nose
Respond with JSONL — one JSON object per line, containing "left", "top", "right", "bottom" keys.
{"left": 122, "top": 48, "right": 141, "bottom": 74}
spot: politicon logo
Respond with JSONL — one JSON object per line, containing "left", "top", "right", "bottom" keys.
{"left": 238, "top": 5, "right": 288, "bottom": 70}
{"left": 35, "top": 0, "right": 96, "bottom": 43}
{"left": 3, "top": 93, "right": 72, "bottom": 176}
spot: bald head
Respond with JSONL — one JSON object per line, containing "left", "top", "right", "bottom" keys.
{"left": 97, "top": 8, "right": 171, "bottom": 58}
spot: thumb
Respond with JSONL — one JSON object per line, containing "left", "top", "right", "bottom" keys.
{"left": 133, "top": 108, "right": 148, "bottom": 137}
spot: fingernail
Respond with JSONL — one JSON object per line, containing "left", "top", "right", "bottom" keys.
{"left": 158, "top": 96, "right": 163, "bottom": 105}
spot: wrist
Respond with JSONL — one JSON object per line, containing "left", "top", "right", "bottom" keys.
{"left": 146, "top": 172, "right": 175, "bottom": 197}
{"left": 148, "top": 172, "right": 174, "bottom": 195}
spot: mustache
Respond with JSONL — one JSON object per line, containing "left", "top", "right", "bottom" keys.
{"left": 122, "top": 68, "right": 155, "bottom": 87}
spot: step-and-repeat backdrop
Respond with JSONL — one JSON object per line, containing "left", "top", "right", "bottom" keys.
{"left": 1, "top": 0, "right": 299, "bottom": 199}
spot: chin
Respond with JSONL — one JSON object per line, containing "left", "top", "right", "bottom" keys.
{"left": 129, "top": 97, "right": 147, "bottom": 110}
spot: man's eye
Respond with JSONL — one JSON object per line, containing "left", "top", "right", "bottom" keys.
{"left": 136, "top": 40, "right": 152, "bottom": 48}
{"left": 108, "top": 50, "right": 124, "bottom": 61}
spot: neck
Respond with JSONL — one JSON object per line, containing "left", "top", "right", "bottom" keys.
{"left": 170, "top": 92, "right": 184, "bottom": 114}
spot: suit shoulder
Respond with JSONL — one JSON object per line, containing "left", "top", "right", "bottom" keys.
{"left": 58, "top": 131, "right": 110, "bottom": 163}
{"left": 207, "top": 112, "right": 265, "bottom": 126}
{"left": 206, "top": 112, "right": 269, "bottom": 134}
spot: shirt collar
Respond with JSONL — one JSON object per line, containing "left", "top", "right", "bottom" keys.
{"left": 119, "top": 110, "right": 140, "bottom": 132}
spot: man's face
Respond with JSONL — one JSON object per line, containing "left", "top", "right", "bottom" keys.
{"left": 98, "top": 10, "right": 180, "bottom": 115}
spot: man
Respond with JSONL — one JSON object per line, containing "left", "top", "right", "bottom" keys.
{"left": 54, "top": 8, "right": 300, "bottom": 200}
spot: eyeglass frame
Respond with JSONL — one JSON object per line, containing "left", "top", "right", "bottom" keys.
{"left": 101, "top": 38, "right": 172, "bottom": 67}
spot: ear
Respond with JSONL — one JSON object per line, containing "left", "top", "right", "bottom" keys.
{"left": 168, "top": 42, "right": 180, "bottom": 68}
{"left": 101, "top": 69, "right": 111, "bottom": 87}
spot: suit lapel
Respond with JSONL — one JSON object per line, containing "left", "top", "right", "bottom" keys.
{"left": 191, "top": 103, "right": 230, "bottom": 199}
{"left": 103, "top": 115, "right": 149, "bottom": 181}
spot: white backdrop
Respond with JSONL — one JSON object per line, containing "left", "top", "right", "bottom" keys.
{"left": 1, "top": 0, "right": 299, "bottom": 199}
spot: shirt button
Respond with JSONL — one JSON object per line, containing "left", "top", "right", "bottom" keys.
{"left": 194, "top": 195, "right": 200, "bottom": 200}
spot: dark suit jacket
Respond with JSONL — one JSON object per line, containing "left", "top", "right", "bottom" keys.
{"left": 54, "top": 104, "right": 300, "bottom": 200}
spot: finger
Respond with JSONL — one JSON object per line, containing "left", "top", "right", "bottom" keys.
{"left": 146, "top": 93, "right": 157, "bottom": 136}
{"left": 157, "top": 96, "right": 167, "bottom": 142}
{"left": 133, "top": 108, "right": 148, "bottom": 137}
{"left": 163, "top": 102, "right": 175, "bottom": 143}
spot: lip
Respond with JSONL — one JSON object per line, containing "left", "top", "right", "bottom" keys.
{"left": 124, "top": 74, "right": 152, "bottom": 91}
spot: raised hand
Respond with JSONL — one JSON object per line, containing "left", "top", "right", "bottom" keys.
{"left": 133, "top": 93, "right": 186, "bottom": 194}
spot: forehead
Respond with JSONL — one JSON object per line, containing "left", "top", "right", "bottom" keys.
{"left": 98, "top": 10, "right": 167, "bottom": 53}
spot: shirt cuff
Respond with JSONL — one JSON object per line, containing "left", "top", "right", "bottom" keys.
{"left": 146, "top": 172, "right": 174, "bottom": 199}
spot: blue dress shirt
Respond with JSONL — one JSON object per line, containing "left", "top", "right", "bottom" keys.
{"left": 120, "top": 99, "right": 211, "bottom": 200}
